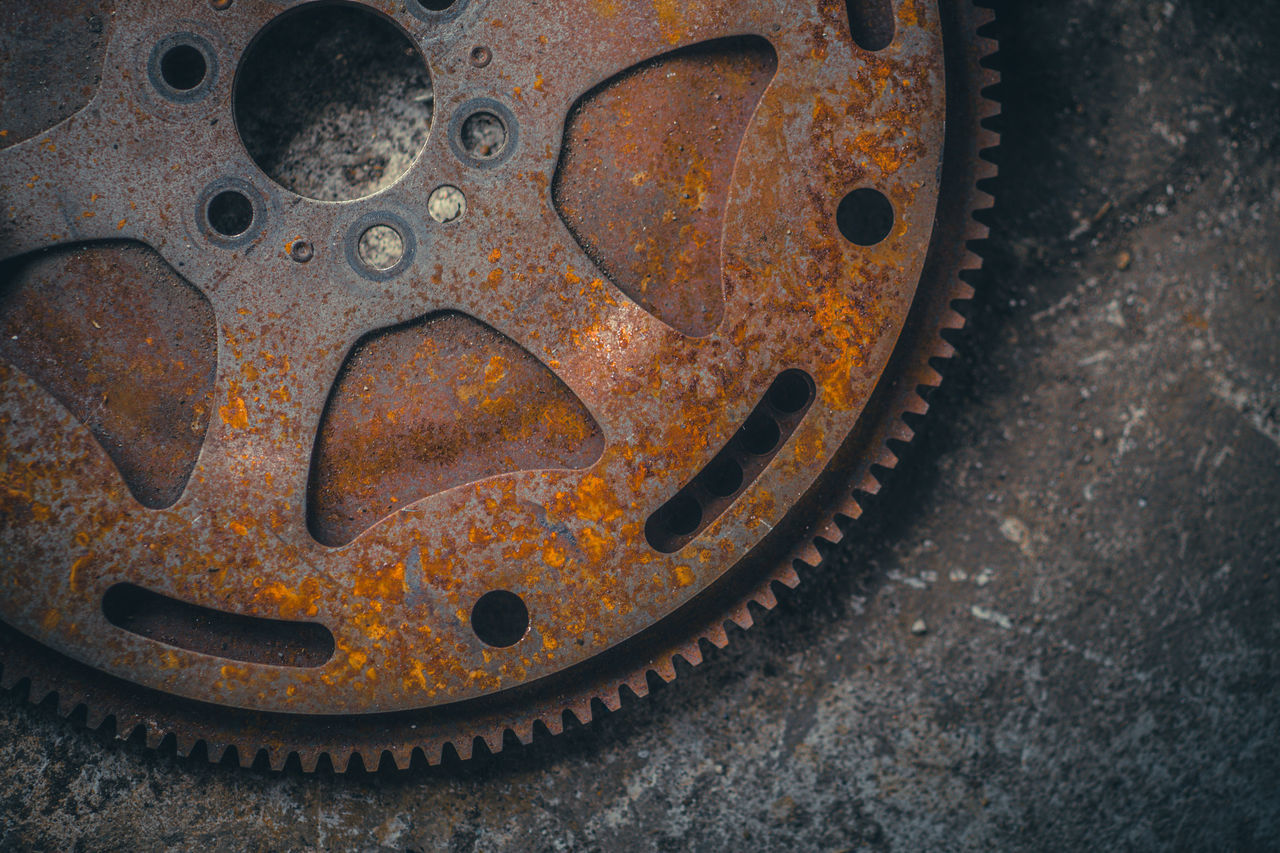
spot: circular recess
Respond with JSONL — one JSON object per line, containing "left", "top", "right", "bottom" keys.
{"left": 428, "top": 185, "right": 467, "bottom": 223}
{"left": 470, "top": 46, "right": 493, "bottom": 68}
{"left": 407, "top": 0, "right": 469, "bottom": 21}
{"left": 449, "top": 99, "right": 518, "bottom": 169}
{"left": 470, "top": 591, "right": 529, "bottom": 648}
{"left": 290, "top": 240, "right": 314, "bottom": 263}
{"left": 147, "top": 34, "right": 218, "bottom": 103}
{"left": 344, "top": 212, "right": 417, "bottom": 281}
{"left": 207, "top": 191, "right": 254, "bottom": 237}
{"left": 196, "top": 179, "right": 266, "bottom": 248}
{"left": 837, "top": 188, "right": 896, "bottom": 246}
{"left": 358, "top": 225, "right": 405, "bottom": 271}
{"left": 737, "top": 411, "right": 782, "bottom": 456}
{"left": 701, "top": 457, "right": 745, "bottom": 498}
{"left": 662, "top": 493, "right": 704, "bottom": 537}
{"left": 461, "top": 113, "right": 507, "bottom": 159}
{"left": 768, "top": 369, "right": 816, "bottom": 414}
{"left": 159, "top": 45, "right": 207, "bottom": 91}
{"left": 234, "top": 4, "right": 433, "bottom": 201}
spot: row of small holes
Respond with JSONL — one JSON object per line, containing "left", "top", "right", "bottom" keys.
{"left": 472, "top": 376, "right": 819, "bottom": 642}
{"left": 647, "top": 370, "right": 817, "bottom": 553}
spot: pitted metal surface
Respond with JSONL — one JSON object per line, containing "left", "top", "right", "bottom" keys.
{"left": 0, "top": 0, "right": 996, "bottom": 768}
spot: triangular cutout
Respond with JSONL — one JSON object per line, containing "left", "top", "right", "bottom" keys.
{"left": 0, "top": 241, "right": 217, "bottom": 509}
{"left": 553, "top": 36, "right": 777, "bottom": 337}
{"left": 308, "top": 311, "right": 605, "bottom": 547}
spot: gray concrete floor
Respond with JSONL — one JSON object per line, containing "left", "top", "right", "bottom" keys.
{"left": 2, "top": 0, "right": 1279, "bottom": 850}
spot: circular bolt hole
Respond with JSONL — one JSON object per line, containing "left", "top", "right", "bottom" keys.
{"left": 160, "top": 44, "right": 208, "bottom": 92}
{"left": 206, "top": 190, "right": 254, "bottom": 237}
{"left": 290, "top": 240, "right": 314, "bottom": 263}
{"left": 737, "top": 411, "right": 781, "bottom": 456}
{"left": 357, "top": 224, "right": 405, "bottom": 271}
{"left": 417, "top": 0, "right": 458, "bottom": 9}
{"left": 701, "top": 457, "right": 744, "bottom": 499}
{"left": 235, "top": 5, "right": 433, "bottom": 201}
{"left": 836, "top": 188, "right": 895, "bottom": 246}
{"left": 470, "top": 590, "right": 529, "bottom": 648}
{"left": 470, "top": 46, "right": 492, "bottom": 67}
{"left": 768, "top": 370, "right": 815, "bottom": 415}
{"left": 428, "top": 185, "right": 467, "bottom": 224}
{"left": 460, "top": 111, "right": 508, "bottom": 160}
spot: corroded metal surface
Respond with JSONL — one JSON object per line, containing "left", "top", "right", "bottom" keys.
{"left": 0, "top": 0, "right": 997, "bottom": 767}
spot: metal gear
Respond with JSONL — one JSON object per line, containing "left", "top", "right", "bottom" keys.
{"left": 0, "top": 0, "right": 998, "bottom": 770}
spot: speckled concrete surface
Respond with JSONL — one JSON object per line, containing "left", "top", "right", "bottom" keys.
{"left": 2, "top": 1, "right": 1279, "bottom": 850}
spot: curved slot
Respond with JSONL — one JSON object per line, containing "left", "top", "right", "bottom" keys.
{"left": 102, "top": 583, "right": 334, "bottom": 668}
{"left": 847, "top": 0, "right": 896, "bottom": 51}
{"left": 647, "top": 369, "right": 816, "bottom": 554}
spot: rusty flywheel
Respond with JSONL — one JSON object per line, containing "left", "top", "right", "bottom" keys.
{"left": 0, "top": 0, "right": 997, "bottom": 770}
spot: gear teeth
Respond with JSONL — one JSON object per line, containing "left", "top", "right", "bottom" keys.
{"left": 542, "top": 713, "right": 565, "bottom": 737}
{"left": 510, "top": 719, "right": 535, "bottom": 746}
{"left": 479, "top": 728, "right": 504, "bottom": 755}
{"left": 84, "top": 705, "right": 109, "bottom": 730}
{"left": 888, "top": 420, "right": 916, "bottom": 443}
{"left": 621, "top": 669, "right": 649, "bottom": 699}
{"left": 566, "top": 698, "right": 593, "bottom": 726}
{"left": 794, "top": 540, "right": 822, "bottom": 567}
{"left": 752, "top": 584, "right": 777, "bottom": 611}
{"left": 266, "top": 746, "right": 289, "bottom": 772}
{"left": 651, "top": 657, "right": 678, "bottom": 682}
{"left": 418, "top": 741, "right": 444, "bottom": 766}
{"left": 726, "top": 603, "right": 753, "bottom": 631}
{"left": 703, "top": 622, "right": 730, "bottom": 649}
{"left": 678, "top": 641, "right": 704, "bottom": 668}
{"left": 774, "top": 564, "right": 801, "bottom": 589}
{"left": 296, "top": 748, "right": 321, "bottom": 773}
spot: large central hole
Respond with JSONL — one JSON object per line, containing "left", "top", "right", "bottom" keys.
{"left": 234, "top": 4, "right": 433, "bottom": 202}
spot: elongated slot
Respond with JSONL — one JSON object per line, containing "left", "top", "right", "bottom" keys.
{"left": 646, "top": 370, "right": 816, "bottom": 554}
{"left": 102, "top": 583, "right": 334, "bottom": 668}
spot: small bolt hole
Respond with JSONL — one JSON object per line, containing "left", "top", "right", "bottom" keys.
{"left": 736, "top": 411, "right": 781, "bottom": 456}
{"left": 662, "top": 493, "right": 703, "bottom": 537}
{"left": 460, "top": 111, "right": 508, "bottom": 160}
{"left": 836, "top": 187, "right": 895, "bottom": 246}
{"left": 470, "top": 46, "right": 492, "bottom": 67}
{"left": 160, "top": 44, "right": 208, "bottom": 91}
{"left": 290, "top": 240, "right": 314, "bottom": 263}
{"left": 700, "top": 457, "right": 744, "bottom": 499}
{"left": 768, "top": 369, "right": 816, "bottom": 415}
{"left": 358, "top": 224, "right": 405, "bottom": 271}
{"left": 417, "top": 0, "right": 457, "bottom": 9}
{"left": 471, "top": 590, "right": 529, "bottom": 648}
{"left": 428, "top": 185, "right": 467, "bottom": 223}
{"left": 207, "top": 190, "right": 254, "bottom": 237}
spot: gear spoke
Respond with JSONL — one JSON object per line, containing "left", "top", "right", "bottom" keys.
{"left": 178, "top": 274, "right": 378, "bottom": 554}
{"left": 0, "top": 116, "right": 140, "bottom": 262}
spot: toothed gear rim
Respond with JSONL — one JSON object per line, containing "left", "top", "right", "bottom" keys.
{"left": 0, "top": 0, "right": 999, "bottom": 770}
